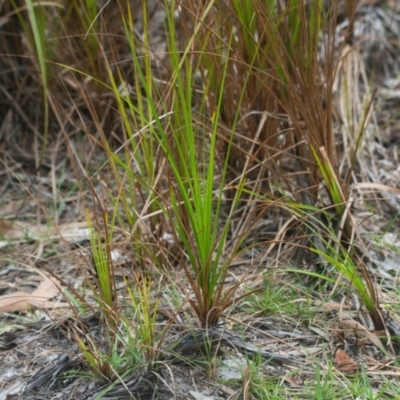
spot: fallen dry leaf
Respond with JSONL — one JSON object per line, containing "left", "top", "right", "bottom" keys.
{"left": 316, "top": 300, "right": 351, "bottom": 311}
{"left": 0, "top": 219, "right": 89, "bottom": 247}
{"left": 0, "top": 219, "right": 47, "bottom": 240}
{"left": 283, "top": 376, "right": 302, "bottom": 387}
{"left": 0, "top": 271, "right": 65, "bottom": 313}
{"left": 218, "top": 385, "right": 236, "bottom": 397}
{"left": 334, "top": 349, "right": 360, "bottom": 373}
{"left": 49, "top": 221, "right": 90, "bottom": 242}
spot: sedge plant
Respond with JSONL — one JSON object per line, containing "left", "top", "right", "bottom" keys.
{"left": 152, "top": 0, "right": 258, "bottom": 327}
{"left": 97, "top": 0, "right": 265, "bottom": 329}
{"left": 67, "top": 203, "right": 163, "bottom": 383}
{"left": 180, "top": 0, "right": 386, "bottom": 331}
{"left": 66, "top": 206, "right": 122, "bottom": 380}
{"left": 112, "top": 0, "right": 384, "bottom": 332}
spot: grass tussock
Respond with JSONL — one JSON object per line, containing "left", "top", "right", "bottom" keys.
{"left": 1, "top": 0, "right": 400, "bottom": 398}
